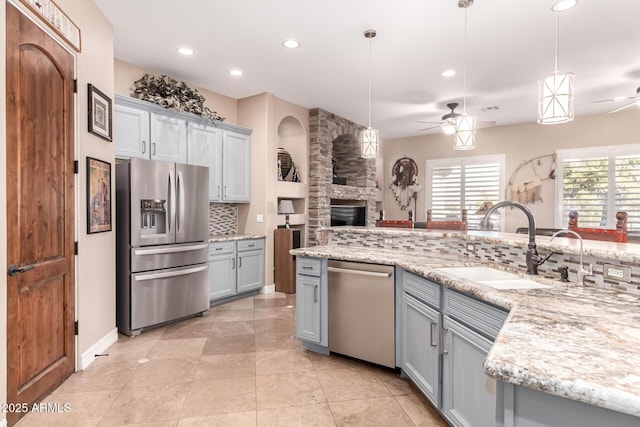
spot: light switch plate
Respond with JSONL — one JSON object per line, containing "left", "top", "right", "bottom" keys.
{"left": 466, "top": 242, "right": 476, "bottom": 254}
{"left": 603, "top": 264, "right": 631, "bottom": 282}
{"left": 256, "top": 214, "right": 264, "bottom": 223}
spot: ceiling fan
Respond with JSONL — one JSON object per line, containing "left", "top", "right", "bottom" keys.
{"left": 417, "top": 102, "right": 496, "bottom": 133}
{"left": 591, "top": 86, "right": 640, "bottom": 114}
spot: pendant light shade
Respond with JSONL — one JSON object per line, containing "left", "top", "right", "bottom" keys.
{"left": 453, "top": 114, "right": 477, "bottom": 150}
{"left": 538, "top": 4, "right": 575, "bottom": 124}
{"left": 360, "top": 29, "right": 379, "bottom": 159}
{"left": 538, "top": 70, "right": 575, "bottom": 124}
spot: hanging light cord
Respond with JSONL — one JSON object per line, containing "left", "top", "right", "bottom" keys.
{"left": 367, "top": 33, "right": 372, "bottom": 128}
{"left": 463, "top": 7, "right": 468, "bottom": 113}
{"left": 554, "top": 10, "right": 560, "bottom": 72}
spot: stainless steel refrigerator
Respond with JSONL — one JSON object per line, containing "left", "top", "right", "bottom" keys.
{"left": 116, "top": 158, "right": 210, "bottom": 336}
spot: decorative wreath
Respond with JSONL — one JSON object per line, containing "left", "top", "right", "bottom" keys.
{"left": 390, "top": 157, "right": 418, "bottom": 210}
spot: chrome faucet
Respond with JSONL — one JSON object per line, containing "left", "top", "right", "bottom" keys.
{"left": 480, "top": 201, "right": 541, "bottom": 275}
{"left": 549, "top": 229, "right": 593, "bottom": 286}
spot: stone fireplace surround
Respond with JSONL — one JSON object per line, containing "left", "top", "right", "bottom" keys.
{"left": 308, "top": 108, "right": 377, "bottom": 245}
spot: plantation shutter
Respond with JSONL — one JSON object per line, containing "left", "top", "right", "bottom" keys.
{"left": 428, "top": 156, "right": 504, "bottom": 230}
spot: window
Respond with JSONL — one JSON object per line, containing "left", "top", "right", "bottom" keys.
{"left": 427, "top": 155, "right": 505, "bottom": 230}
{"left": 556, "top": 144, "right": 640, "bottom": 235}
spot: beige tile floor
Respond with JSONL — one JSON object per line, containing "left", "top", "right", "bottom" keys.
{"left": 17, "top": 292, "right": 448, "bottom": 427}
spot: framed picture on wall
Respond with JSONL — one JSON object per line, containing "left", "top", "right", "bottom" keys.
{"left": 86, "top": 157, "right": 112, "bottom": 234}
{"left": 87, "top": 83, "right": 112, "bottom": 141}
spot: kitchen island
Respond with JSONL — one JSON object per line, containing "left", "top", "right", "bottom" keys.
{"left": 292, "top": 227, "right": 640, "bottom": 426}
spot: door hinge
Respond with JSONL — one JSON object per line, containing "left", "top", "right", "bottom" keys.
{"left": 74, "top": 241, "right": 78, "bottom": 255}
{"left": 74, "top": 160, "right": 79, "bottom": 174}
{"left": 74, "top": 321, "right": 79, "bottom": 335}
{"left": 73, "top": 79, "right": 78, "bottom": 93}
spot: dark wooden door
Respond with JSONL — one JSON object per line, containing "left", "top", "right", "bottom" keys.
{"left": 6, "top": 4, "right": 75, "bottom": 425}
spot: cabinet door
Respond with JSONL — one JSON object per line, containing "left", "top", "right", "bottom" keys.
{"left": 150, "top": 112, "right": 187, "bottom": 163}
{"left": 222, "top": 130, "right": 250, "bottom": 202}
{"left": 209, "top": 253, "right": 237, "bottom": 301}
{"left": 296, "top": 274, "right": 321, "bottom": 343}
{"left": 236, "top": 249, "right": 264, "bottom": 293}
{"left": 114, "top": 103, "right": 150, "bottom": 159}
{"left": 187, "top": 122, "right": 223, "bottom": 201}
{"left": 402, "top": 294, "right": 441, "bottom": 408}
{"left": 442, "top": 316, "right": 497, "bottom": 427}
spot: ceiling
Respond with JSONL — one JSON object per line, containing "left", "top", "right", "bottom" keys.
{"left": 95, "top": 0, "right": 640, "bottom": 139}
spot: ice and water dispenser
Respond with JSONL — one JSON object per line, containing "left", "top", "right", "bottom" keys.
{"left": 140, "top": 199, "right": 166, "bottom": 235}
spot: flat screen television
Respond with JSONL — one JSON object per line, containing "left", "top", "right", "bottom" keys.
{"left": 331, "top": 205, "right": 366, "bottom": 226}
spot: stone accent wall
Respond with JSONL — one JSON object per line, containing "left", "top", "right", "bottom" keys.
{"left": 308, "top": 108, "right": 377, "bottom": 245}
{"left": 327, "top": 228, "right": 640, "bottom": 295}
{"left": 209, "top": 203, "right": 238, "bottom": 235}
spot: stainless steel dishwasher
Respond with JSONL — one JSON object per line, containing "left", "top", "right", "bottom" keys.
{"left": 327, "top": 260, "right": 395, "bottom": 368}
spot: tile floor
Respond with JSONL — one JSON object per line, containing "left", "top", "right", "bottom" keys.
{"left": 17, "top": 292, "right": 448, "bottom": 427}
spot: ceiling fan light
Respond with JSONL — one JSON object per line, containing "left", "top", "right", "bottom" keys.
{"left": 453, "top": 114, "right": 476, "bottom": 150}
{"left": 441, "top": 122, "right": 456, "bottom": 135}
{"left": 360, "top": 127, "right": 380, "bottom": 159}
{"left": 538, "top": 70, "right": 575, "bottom": 124}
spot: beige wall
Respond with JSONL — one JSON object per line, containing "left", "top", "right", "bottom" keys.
{"left": 383, "top": 110, "right": 640, "bottom": 232}
{"left": 1, "top": 0, "right": 115, "bottom": 418}
{"left": 114, "top": 59, "right": 239, "bottom": 124}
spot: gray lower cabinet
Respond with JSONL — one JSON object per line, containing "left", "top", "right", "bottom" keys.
{"left": 402, "top": 293, "right": 441, "bottom": 407}
{"left": 442, "top": 315, "right": 498, "bottom": 427}
{"left": 295, "top": 257, "right": 328, "bottom": 352}
{"left": 209, "top": 239, "right": 264, "bottom": 302}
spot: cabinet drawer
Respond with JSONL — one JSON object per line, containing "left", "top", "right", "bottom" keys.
{"left": 237, "top": 239, "right": 264, "bottom": 252}
{"left": 297, "top": 257, "right": 322, "bottom": 276}
{"left": 403, "top": 271, "right": 441, "bottom": 310}
{"left": 443, "top": 289, "right": 507, "bottom": 340}
{"left": 209, "top": 242, "right": 235, "bottom": 256}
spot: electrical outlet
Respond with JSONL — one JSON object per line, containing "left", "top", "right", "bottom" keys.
{"left": 603, "top": 264, "right": 631, "bottom": 282}
{"left": 466, "top": 242, "right": 476, "bottom": 254}
{"left": 383, "top": 237, "right": 394, "bottom": 245}
{"left": 256, "top": 214, "right": 264, "bottom": 223}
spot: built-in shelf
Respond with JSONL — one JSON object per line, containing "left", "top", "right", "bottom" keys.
{"left": 275, "top": 180, "right": 308, "bottom": 199}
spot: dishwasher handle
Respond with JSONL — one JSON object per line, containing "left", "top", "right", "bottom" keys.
{"left": 327, "top": 266, "right": 392, "bottom": 278}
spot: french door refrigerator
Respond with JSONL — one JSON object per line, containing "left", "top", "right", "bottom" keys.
{"left": 116, "top": 158, "right": 209, "bottom": 336}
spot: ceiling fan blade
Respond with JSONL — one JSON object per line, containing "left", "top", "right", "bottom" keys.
{"left": 476, "top": 120, "right": 496, "bottom": 129}
{"left": 591, "top": 95, "right": 639, "bottom": 104}
{"left": 418, "top": 125, "right": 441, "bottom": 132}
{"left": 416, "top": 120, "right": 443, "bottom": 124}
{"left": 608, "top": 102, "right": 637, "bottom": 114}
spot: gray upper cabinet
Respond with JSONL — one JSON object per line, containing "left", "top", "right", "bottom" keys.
{"left": 187, "top": 122, "right": 223, "bottom": 201}
{"left": 114, "top": 95, "right": 187, "bottom": 163}
{"left": 222, "top": 130, "right": 251, "bottom": 202}
{"left": 115, "top": 96, "right": 252, "bottom": 203}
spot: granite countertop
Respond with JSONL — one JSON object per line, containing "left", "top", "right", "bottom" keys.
{"left": 208, "top": 234, "right": 266, "bottom": 243}
{"left": 290, "top": 244, "right": 640, "bottom": 418}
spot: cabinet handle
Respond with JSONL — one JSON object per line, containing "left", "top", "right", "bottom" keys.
{"left": 302, "top": 266, "right": 313, "bottom": 270}
{"left": 142, "top": 141, "right": 146, "bottom": 153}
{"left": 238, "top": 257, "right": 242, "bottom": 268}
{"left": 314, "top": 285, "right": 318, "bottom": 302}
{"left": 152, "top": 142, "right": 157, "bottom": 155}
{"left": 224, "top": 186, "right": 227, "bottom": 198}
{"left": 232, "top": 258, "right": 235, "bottom": 269}
{"left": 442, "top": 327, "right": 449, "bottom": 355}
{"left": 248, "top": 244, "right": 255, "bottom": 247}
{"left": 215, "top": 247, "right": 223, "bottom": 251}
{"left": 217, "top": 186, "right": 221, "bottom": 198}
{"left": 430, "top": 322, "right": 437, "bottom": 347}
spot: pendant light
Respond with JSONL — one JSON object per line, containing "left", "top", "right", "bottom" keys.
{"left": 453, "top": 1, "right": 477, "bottom": 151}
{"left": 538, "top": 1, "right": 576, "bottom": 124}
{"left": 360, "top": 29, "right": 380, "bottom": 159}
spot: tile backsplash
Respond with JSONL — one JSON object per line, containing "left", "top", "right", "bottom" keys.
{"left": 209, "top": 203, "right": 238, "bottom": 235}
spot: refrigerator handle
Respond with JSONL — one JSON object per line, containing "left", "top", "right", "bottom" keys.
{"left": 168, "top": 170, "right": 175, "bottom": 233}
{"left": 177, "top": 170, "right": 185, "bottom": 234}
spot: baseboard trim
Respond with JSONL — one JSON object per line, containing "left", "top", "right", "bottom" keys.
{"left": 80, "top": 327, "right": 118, "bottom": 370}
{"left": 260, "top": 284, "right": 275, "bottom": 294}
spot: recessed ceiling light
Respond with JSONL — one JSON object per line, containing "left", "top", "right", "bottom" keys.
{"left": 282, "top": 40, "right": 300, "bottom": 49}
{"left": 177, "top": 47, "right": 195, "bottom": 56}
{"left": 613, "top": 96, "right": 626, "bottom": 102}
{"left": 551, "top": 0, "right": 578, "bottom": 12}
{"left": 442, "top": 69, "right": 456, "bottom": 77}
{"left": 229, "top": 69, "right": 243, "bottom": 77}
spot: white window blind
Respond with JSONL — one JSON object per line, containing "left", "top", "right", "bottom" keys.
{"left": 556, "top": 145, "right": 640, "bottom": 236}
{"left": 427, "top": 155, "right": 505, "bottom": 230}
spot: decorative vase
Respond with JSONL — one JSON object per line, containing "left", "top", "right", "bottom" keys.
{"left": 277, "top": 148, "right": 293, "bottom": 180}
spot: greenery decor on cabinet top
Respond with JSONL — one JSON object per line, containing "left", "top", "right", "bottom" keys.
{"left": 132, "top": 73, "right": 225, "bottom": 122}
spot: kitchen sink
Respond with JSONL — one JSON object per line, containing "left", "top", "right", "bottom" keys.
{"left": 435, "top": 266, "right": 552, "bottom": 290}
